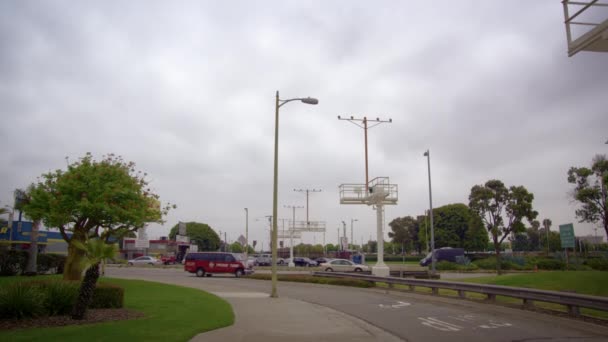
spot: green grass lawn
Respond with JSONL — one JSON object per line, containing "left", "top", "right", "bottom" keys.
{"left": 458, "top": 271, "right": 608, "bottom": 297}
{"left": 0, "top": 275, "right": 234, "bottom": 342}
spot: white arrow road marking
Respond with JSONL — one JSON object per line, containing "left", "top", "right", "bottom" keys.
{"left": 378, "top": 301, "right": 411, "bottom": 309}
{"left": 418, "top": 317, "right": 463, "bottom": 332}
{"left": 479, "top": 322, "right": 513, "bottom": 329}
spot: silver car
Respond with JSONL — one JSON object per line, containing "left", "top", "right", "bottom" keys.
{"left": 320, "top": 259, "right": 368, "bottom": 272}
{"left": 127, "top": 256, "right": 161, "bottom": 266}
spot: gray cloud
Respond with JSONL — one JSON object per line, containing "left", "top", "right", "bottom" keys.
{"left": 1, "top": 1, "right": 607, "bottom": 247}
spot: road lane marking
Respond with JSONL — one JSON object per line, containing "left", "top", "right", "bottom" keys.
{"left": 418, "top": 317, "right": 463, "bottom": 331}
{"left": 379, "top": 301, "right": 411, "bottom": 309}
{"left": 211, "top": 292, "right": 268, "bottom": 298}
{"left": 479, "top": 321, "right": 512, "bottom": 329}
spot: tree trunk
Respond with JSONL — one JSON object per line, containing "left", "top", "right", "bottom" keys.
{"left": 24, "top": 220, "right": 40, "bottom": 276}
{"left": 493, "top": 236, "right": 502, "bottom": 275}
{"left": 63, "top": 231, "right": 86, "bottom": 280}
{"left": 71, "top": 262, "right": 100, "bottom": 320}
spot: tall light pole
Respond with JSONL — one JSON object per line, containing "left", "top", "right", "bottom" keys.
{"left": 271, "top": 91, "right": 318, "bottom": 298}
{"left": 423, "top": 149, "right": 436, "bottom": 274}
{"left": 341, "top": 221, "right": 347, "bottom": 251}
{"left": 351, "top": 218, "right": 358, "bottom": 250}
{"left": 244, "top": 208, "right": 249, "bottom": 259}
{"left": 284, "top": 205, "right": 303, "bottom": 267}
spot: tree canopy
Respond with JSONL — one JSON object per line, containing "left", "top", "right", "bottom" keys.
{"left": 169, "top": 221, "right": 220, "bottom": 251}
{"left": 567, "top": 154, "right": 608, "bottom": 237}
{"left": 469, "top": 179, "right": 537, "bottom": 273}
{"left": 22, "top": 153, "right": 173, "bottom": 280}
{"left": 388, "top": 216, "right": 422, "bottom": 253}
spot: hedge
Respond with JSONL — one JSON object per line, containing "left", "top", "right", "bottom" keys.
{"left": 0, "top": 250, "right": 66, "bottom": 276}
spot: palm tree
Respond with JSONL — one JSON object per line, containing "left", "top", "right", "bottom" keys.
{"left": 15, "top": 187, "right": 41, "bottom": 276}
{"left": 71, "top": 238, "right": 118, "bottom": 320}
{"left": 542, "top": 218, "right": 552, "bottom": 255}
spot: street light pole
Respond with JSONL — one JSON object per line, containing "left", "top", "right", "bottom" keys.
{"left": 284, "top": 205, "right": 303, "bottom": 267}
{"left": 424, "top": 149, "right": 436, "bottom": 274}
{"left": 271, "top": 90, "right": 318, "bottom": 298}
{"left": 351, "top": 218, "right": 358, "bottom": 250}
{"left": 244, "top": 208, "right": 249, "bottom": 259}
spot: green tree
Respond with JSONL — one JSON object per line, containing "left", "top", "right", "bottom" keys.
{"left": 325, "top": 243, "right": 338, "bottom": 252}
{"left": 21, "top": 154, "right": 172, "bottom": 281}
{"left": 71, "top": 238, "right": 118, "bottom": 320}
{"left": 229, "top": 242, "right": 244, "bottom": 253}
{"left": 567, "top": 154, "right": 608, "bottom": 237}
{"left": 417, "top": 204, "right": 488, "bottom": 252}
{"left": 469, "top": 180, "right": 537, "bottom": 274}
{"left": 169, "top": 221, "right": 220, "bottom": 251}
{"left": 388, "top": 216, "right": 420, "bottom": 253}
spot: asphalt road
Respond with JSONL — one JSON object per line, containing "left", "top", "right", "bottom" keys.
{"left": 106, "top": 267, "right": 608, "bottom": 342}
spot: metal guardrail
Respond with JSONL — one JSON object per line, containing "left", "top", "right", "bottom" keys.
{"left": 312, "top": 271, "right": 608, "bottom": 316}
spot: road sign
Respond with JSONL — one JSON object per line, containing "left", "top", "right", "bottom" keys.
{"left": 189, "top": 244, "right": 198, "bottom": 252}
{"left": 559, "top": 223, "right": 575, "bottom": 249}
{"left": 134, "top": 239, "right": 149, "bottom": 249}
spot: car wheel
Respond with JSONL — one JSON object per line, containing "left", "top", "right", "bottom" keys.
{"left": 128, "top": 262, "right": 133, "bottom": 266}
{"left": 278, "top": 260, "right": 284, "bottom": 265}
{"left": 196, "top": 268, "right": 206, "bottom": 277}
{"left": 148, "top": 262, "right": 154, "bottom": 265}
{"left": 235, "top": 269, "right": 244, "bottom": 278}
{"left": 325, "top": 268, "right": 333, "bottom": 272}
{"left": 354, "top": 268, "right": 362, "bottom": 272}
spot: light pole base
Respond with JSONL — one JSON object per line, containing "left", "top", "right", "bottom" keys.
{"left": 288, "top": 262, "right": 295, "bottom": 268}
{"left": 371, "top": 264, "right": 390, "bottom": 277}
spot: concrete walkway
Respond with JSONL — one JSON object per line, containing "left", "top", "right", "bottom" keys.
{"left": 191, "top": 293, "right": 403, "bottom": 342}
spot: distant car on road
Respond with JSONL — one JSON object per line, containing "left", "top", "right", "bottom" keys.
{"left": 314, "top": 257, "right": 332, "bottom": 265}
{"left": 320, "top": 259, "right": 368, "bottom": 272}
{"left": 128, "top": 256, "right": 162, "bottom": 266}
{"left": 419, "top": 247, "right": 464, "bottom": 266}
{"left": 184, "top": 252, "right": 253, "bottom": 277}
{"left": 160, "top": 255, "right": 177, "bottom": 265}
{"left": 293, "top": 257, "right": 317, "bottom": 267}
{"left": 254, "top": 254, "right": 272, "bottom": 266}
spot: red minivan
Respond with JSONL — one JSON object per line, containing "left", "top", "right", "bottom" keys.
{"left": 184, "top": 252, "right": 254, "bottom": 277}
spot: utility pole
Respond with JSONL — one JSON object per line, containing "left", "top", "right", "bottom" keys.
{"left": 424, "top": 149, "right": 436, "bottom": 274}
{"left": 244, "top": 208, "right": 249, "bottom": 259}
{"left": 341, "top": 221, "right": 347, "bottom": 250}
{"left": 284, "top": 205, "right": 303, "bottom": 267}
{"left": 338, "top": 115, "right": 392, "bottom": 192}
{"left": 351, "top": 218, "right": 358, "bottom": 250}
{"left": 264, "top": 215, "right": 272, "bottom": 252}
{"left": 294, "top": 188, "right": 322, "bottom": 224}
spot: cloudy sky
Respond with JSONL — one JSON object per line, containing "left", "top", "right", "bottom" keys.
{"left": 1, "top": 1, "right": 607, "bottom": 249}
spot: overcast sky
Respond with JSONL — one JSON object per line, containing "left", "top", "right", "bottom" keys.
{"left": 1, "top": 1, "right": 607, "bottom": 249}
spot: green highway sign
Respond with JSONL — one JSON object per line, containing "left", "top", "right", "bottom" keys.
{"left": 559, "top": 223, "right": 575, "bottom": 249}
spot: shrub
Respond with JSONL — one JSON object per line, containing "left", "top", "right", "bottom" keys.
{"left": 42, "top": 281, "right": 79, "bottom": 315}
{"left": 0, "top": 250, "right": 28, "bottom": 276}
{"left": 586, "top": 258, "right": 608, "bottom": 271}
{"left": 0, "top": 283, "right": 46, "bottom": 319}
{"left": 473, "top": 257, "right": 521, "bottom": 270}
{"left": 37, "top": 254, "right": 67, "bottom": 274}
{"left": 436, "top": 261, "right": 459, "bottom": 270}
{"left": 246, "top": 274, "right": 375, "bottom": 288}
{"left": 455, "top": 255, "right": 472, "bottom": 266}
{"left": 90, "top": 283, "right": 124, "bottom": 308}
{"left": 536, "top": 258, "right": 566, "bottom": 270}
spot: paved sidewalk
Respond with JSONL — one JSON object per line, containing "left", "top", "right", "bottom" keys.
{"left": 190, "top": 292, "right": 403, "bottom": 342}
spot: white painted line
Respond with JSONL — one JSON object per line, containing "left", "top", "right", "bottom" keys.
{"left": 378, "top": 301, "right": 411, "bottom": 309}
{"left": 211, "top": 292, "right": 269, "bottom": 298}
{"left": 479, "top": 321, "right": 512, "bottom": 329}
{"left": 418, "top": 317, "right": 463, "bottom": 332}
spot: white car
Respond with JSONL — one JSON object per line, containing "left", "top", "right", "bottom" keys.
{"left": 128, "top": 256, "right": 161, "bottom": 265}
{"left": 320, "top": 259, "right": 369, "bottom": 272}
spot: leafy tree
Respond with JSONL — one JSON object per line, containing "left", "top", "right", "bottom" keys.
{"left": 512, "top": 233, "right": 530, "bottom": 251}
{"left": 540, "top": 230, "right": 562, "bottom": 252}
{"left": 71, "top": 238, "right": 118, "bottom": 320}
{"left": 229, "top": 242, "right": 244, "bottom": 253}
{"left": 325, "top": 243, "right": 338, "bottom": 252}
{"left": 169, "top": 221, "right": 220, "bottom": 251}
{"left": 417, "top": 204, "right": 488, "bottom": 252}
{"left": 567, "top": 154, "right": 608, "bottom": 237}
{"left": 388, "top": 216, "right": 420, "bottom": 253}
{"left": 22, "top": 154, "right": 172, "bottom": 280}
{"left": 469, "top": 180, "right": 537, "bottom": 274}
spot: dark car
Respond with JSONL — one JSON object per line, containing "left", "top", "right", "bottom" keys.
{"left": 293, "top": 257, "right": 317, "bottom": 267}
{"left": 419, "top": 247, "right": 464, "bottom": 266}
{"left": 314, "top": 257, "right": 331, "bottom": 265}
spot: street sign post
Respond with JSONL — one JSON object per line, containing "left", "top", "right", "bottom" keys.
{"left": 559, "top": 223, "right": 575, "bottom": 269}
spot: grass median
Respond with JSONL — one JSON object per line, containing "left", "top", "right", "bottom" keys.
{"left": 246, "top": 273, "right": 375, "bottom": 288}
{"left": 0, "top": 275, "right": 234, "bottom": 342}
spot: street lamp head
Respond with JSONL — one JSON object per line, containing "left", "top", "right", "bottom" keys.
{"left": 423, "top": 150, "right": 429, "bottom": 157}
{"left": 300, "top": 97, "right": 318, "bottom": 105}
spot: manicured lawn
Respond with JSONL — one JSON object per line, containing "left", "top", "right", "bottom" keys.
{"left": 0, "top": 275, "right": 234, "bottom": 342}
{"left": 458, "top": 271, "right": 608, "bottom": 297}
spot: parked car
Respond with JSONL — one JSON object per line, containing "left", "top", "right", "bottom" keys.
{"left": 128, "top": 256, "right": 161, "bottom": 266}
{"left": 184, "top": 252, "right": 254, "bottom": 277}
{"left": 254, "top": 254, "right": 272, "bottom": 266}
{"left": 320, "top": 259, "right": 368, "bottom": 272}
{"left": 314, "top": 257, "right": 332, "bottom": 265}
{"left": 419, "top": 247, "right": 465, "bottom": 266}
{"left": 292, "top": 257, "right": 317, "bottom": 267}
{"left": 160, "top": 255, "right": 177, "bottom": 265}
{"left": 247, "top": 256, "right": 256, "bottom": 268}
